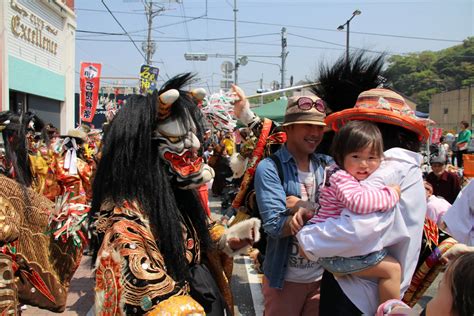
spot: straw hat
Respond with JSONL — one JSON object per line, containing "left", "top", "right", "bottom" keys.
{"left": 325, "top": 88, "right": 431, "bottom": 141}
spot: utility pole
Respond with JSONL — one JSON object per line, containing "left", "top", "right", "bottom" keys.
{"left": 233, "top": 0, "right": 238, "bottom": 85}
{"left": 280, "top": 27, "right": 288, "bottom": 98}
{"left": 260, "top": 73, "right": 264, "bottom": 106}
{"left": 143, "top": 1, "right": 164, "bottom": 65}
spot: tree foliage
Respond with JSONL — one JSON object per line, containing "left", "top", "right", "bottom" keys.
{"left": 384, "top": 37, "right": 474, "bottom": 112}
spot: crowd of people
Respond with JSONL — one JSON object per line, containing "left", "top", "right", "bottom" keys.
{"left": 0, "top": 52, "right": 472, "bottom": 316}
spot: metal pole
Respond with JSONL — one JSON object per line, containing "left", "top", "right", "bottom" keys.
{"left": 260, "top": 73, "right": 264, "bottom": 106}
{"left": 281, "top": 27, "right": 287, "bottom": 98}
{"left": 247, "top": 82, "right": 319, "bottom": 99}
{"left": 234, "top": 0, "right": 238, "bottom": 85}
{"left": 146, "top": 1, "right": 152, "bottom": 65}
{"left": 345, "top": 20, "right": 350, "bottom": 65}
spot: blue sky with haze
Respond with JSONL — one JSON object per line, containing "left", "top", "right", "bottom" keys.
{"left": 75, "top": 0, "right": 473, "bottom": 94}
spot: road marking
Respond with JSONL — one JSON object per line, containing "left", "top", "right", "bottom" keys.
{"left": 241, "top": 255, "right": 264, "bottom": 316}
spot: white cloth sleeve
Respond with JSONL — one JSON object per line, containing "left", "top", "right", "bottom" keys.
{"left": 442, "top": 180, "right": 474, "bottom": 246}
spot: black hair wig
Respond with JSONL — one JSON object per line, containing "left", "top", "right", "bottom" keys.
{"left": 0, "top": 111, "right": 33, "bottom": 187}
{"left": 91, "top": 73, "right": 212, "bottom": 281}
{"left": 23, "top": 111, "right": 50, "bottom": 146}
{"left": 312, "top": 50, "right": 386, "bottom": 113}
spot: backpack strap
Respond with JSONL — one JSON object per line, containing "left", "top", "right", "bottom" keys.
{"left": 269, "top": 154, "right": 284, "bottom": 185}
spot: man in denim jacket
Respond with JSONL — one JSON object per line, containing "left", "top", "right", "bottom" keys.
{"left": 253, "top": 95, "right": 333, "bottom": 315}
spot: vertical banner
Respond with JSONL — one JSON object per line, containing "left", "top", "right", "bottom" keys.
{"left": 430, "top": 127, "right": 443, "bottom": 144}
{"left": 139, "top": 64, "right": 159, "bottom": 94}
{"left": 80, "top": 62, "right": 102, "bottom": 123}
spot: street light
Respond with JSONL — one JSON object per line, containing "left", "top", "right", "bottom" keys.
{"left": 337, "top": 9, "right": 361, "bottom": 64}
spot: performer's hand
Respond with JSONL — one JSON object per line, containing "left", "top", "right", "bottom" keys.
{"left": 230, "top": 84, "right": 248, "bottom": 118}
{"left": 441, "top": 243, "right": 474, "bottom": 264}
{"left": 227, "top": 225, "right": 255, "bottom": 251}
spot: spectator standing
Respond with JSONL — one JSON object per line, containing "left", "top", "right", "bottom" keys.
{"left": 455, "top": 121, "right": 472, "bottom": 168}
{"left": 297, "top": 88, "right": 429, "bottom": 315}
{"left": 438, "top": 136, "right": 450, "bottom": 164}
{"left": 426, "top": 156, "right": 462, "bottom": 204}
{"left": 254, "top": 95, "right": 333, "bottom": 315}
{"left": 208, "top": 145, "right": 233, "bottom": 196}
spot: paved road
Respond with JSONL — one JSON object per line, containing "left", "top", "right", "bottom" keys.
{"left": 22, "top": 190, "right": 439, "bottom": 315}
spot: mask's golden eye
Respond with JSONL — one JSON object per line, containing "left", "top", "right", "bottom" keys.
{"left": 167, "top": 136, "right": 181, "bottom": 143}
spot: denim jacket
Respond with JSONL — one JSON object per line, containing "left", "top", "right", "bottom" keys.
{"left": 254, "top": 145, "right": 333, "bottom": 289}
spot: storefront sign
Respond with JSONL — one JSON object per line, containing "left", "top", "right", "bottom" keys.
{"left": 80, "top": 62, "right": 102, "bottom": 123}
{"left": 139, "top": 65, "right": 159, "bottom": 94}
{"left": 10, "top": 0, "right": 59, "bottom": 55}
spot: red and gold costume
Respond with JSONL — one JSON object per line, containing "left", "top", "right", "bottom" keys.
{"left": 92, "top": 75, "right": 259, "bottom": 315}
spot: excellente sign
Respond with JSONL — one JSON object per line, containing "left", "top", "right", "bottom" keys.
{"left": 9, "top": 0, "right": 59, "bottom": 55}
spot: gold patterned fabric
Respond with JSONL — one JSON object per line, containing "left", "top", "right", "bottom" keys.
{"left": 0, "top": 254, "right": 17, "bottom": 315}
{"left": 0, "top": 174, "right": 83, "bottom": 312}
{"left": 45, "top": 155, "right": 92, "bottom": 204}
{"left": 95, "top": 202, "right": 235, "bottom": 316}
{"left": 147, "top": 295, "right": 205, "bottom": 316}
{"left": 95, "top": 201, "right": 195, "bottom": 315}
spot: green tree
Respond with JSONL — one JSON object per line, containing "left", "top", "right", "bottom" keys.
{"left": 385, "top": 37, "right": 474, "bottom": 112}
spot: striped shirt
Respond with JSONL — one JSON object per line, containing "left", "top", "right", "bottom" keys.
{"left": 310, "top": 165, "right": 399, "bottom": 224}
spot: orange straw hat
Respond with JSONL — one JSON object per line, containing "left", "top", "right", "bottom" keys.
{"left": 325, "top": 88, "right": 432, "bottom": 141}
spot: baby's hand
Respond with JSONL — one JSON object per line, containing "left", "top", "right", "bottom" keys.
{"left": 388, "top": 184, "right": 401, "bottom": 198}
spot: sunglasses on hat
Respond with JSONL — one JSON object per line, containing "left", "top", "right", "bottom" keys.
{"left": 297, "top": 97, "right": 326, "bottom": 113}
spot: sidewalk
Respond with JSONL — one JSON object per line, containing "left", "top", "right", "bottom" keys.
{"left": 23, "top": 256, "right": 94, "bottom": 315}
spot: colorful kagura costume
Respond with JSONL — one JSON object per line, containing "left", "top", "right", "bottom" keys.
{"left": 0, "top": 175, "right": 84, "bottom": 314}
{"left": 0, "top": 112, "right": 86, "bottom": 314}
{"left": 230, "top": 108, "right": 286, "bottom": 223}
{"left": 92, "top": 74, "right": 260, "bottom": 315}
{"left": 44, "top": 133, "right": 93, "bottom": 204}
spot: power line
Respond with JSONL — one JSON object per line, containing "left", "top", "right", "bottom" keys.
{"left": 100, "top": 0, "right": 146, "bottom": 60}
{"left": 75, "top": 8, "right": 465, "bottom": 43}
{"left": 288, "top": 32, "right": 390, "bottom": 55}
{"left": 77, "top": 30, "right": 126, "bottom": 36}
{"left": 289, "top": 33, "right": 346, "bottom": 48}
{"left": 76, "top": 33, "right": 280, "bottom": 42}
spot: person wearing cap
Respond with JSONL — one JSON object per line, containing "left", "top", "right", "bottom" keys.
{"left": 233, "top": 85, "right": 333, "bottom": 314}
{"left": 297, "top": 87, "right": 430, "bottom": 315}
{"left": 426, "top": 156, "right": 461, "bottom": 204}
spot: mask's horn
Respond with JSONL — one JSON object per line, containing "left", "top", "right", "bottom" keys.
{"left": 157, "top": 89, "right": 179, "bottom": 120}
{"left": 191, "top": 88, "right": 206, "bottom": 101}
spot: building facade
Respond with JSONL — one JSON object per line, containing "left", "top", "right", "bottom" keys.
{"left": 0, "top": 0, "right": 76, "bottom": 133}
{"left": 430, "top": 86, "right": 474, "bottom": 133}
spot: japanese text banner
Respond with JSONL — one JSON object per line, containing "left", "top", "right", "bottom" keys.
{"left": 139, "top": 64, "right": 159, "bottom": 94}
{"left": 80, "top": 62, "right": 102, "bottom": 123}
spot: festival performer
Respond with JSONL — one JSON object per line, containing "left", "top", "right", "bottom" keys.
{"left": 91, "top": 73, "right": 260, "bottom": 315}
{"left": 0, "top": 111, "right": 87, "bottom": 314}
{"left": 45, "top": 128, "right": 93, "bottom": 204}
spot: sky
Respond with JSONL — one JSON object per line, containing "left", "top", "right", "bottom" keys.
{"left": 74, "top": 0, "right": 473, "bottom": 95}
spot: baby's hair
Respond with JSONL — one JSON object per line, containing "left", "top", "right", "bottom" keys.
{"left": 330, "top": 121, "right": 384, "bottom": 168}
{"left": 449, "top": 252, "right": 474, "bottom": 316}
